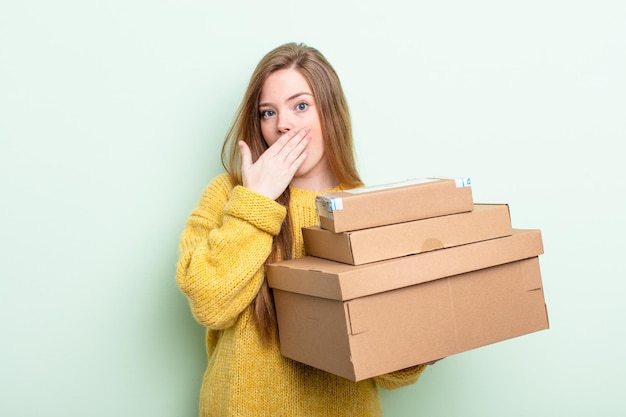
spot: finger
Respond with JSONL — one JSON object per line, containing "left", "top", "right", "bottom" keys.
{"left": 270, "top": 126, "right": 310, "bottom": 154}
{"left": 239, "top": 141, "right": 252, "bottom": 171}
{"left": 274, "top": 129, "right": 311, "bottom": 164}
{"left": 286, "top": 148, "right": 309, "bottom": 175}
{"left": 282, "top": 132, "right": 311, "bottom": 165}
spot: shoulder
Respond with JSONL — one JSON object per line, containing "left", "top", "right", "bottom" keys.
{"left": 200, "top": 173, "right": 236, "bottom": 201}
{"left": 189, "top": 173, "right": 238, "bottom": 220}
{"left": 210, "top": 172, "right": 237, "bottom": 192}
{"left": 338, "top": 182, "right": 364, "bottom": 191}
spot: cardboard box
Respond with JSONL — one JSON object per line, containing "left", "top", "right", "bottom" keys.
{"left": 315, "top": 177, "right": 473, "bottom": 233}
{"left": 303, "top": 204, "right": 512, "bottom": 265}
{"left": 267, "top": 229, "right": 548, "bottom": 381}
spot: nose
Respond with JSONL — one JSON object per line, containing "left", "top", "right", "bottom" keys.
{"left": 277, "top": 112, "right": 294, "bottom": 134}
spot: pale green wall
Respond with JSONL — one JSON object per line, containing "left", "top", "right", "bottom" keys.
{"left": 1, "top": 1, "right": 624, "bottom": 416}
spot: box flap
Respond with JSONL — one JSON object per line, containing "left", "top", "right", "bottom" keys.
{"left": 452, "top": 258, "right": 549, "bottom": 352}
{"left": 267, "top": 228, "right": 543, "bottom": 301}
{"left": 303, "top": 226, "right": 356, "bottom": 264}
{"left": 522, "top": 256, "right": 543, "bottom": 291}
{"left": 273, "top": 290, "right": 357, "bottom": 380}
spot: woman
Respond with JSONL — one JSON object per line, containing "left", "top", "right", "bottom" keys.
{"left": 176, "top": 42, "right": 428, "bottom": 416}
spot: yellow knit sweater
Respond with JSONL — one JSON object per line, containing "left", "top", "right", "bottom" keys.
{"left": 176, "top": 173, "right": 426, "bottom": 417}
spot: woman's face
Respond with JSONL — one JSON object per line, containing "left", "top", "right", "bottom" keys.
{"left": 258, "top": 68, "right": 334, "bottom": 189}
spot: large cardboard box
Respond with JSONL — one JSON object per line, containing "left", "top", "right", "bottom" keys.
{"left": 267, "top": 229, "right": 548, "bottom": 381}
{"left": 303, "top": 204, "right": 512, "bottom": 265}
{"left": 315, "top": 177, "right": 473, "bottom": 233}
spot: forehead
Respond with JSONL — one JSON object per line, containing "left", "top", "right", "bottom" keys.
{"left": 260, "top": 68, "right": 312, "bottom": 103}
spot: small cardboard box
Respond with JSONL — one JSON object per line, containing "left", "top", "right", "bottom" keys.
{"left": 267, "top": 229, "right": 548, "bottom": 381}
{"left": 303, "top": 204, "right": 512, "bottom": 265}
{"left": 315, "top": 177, "right": 473, "bottom": 233}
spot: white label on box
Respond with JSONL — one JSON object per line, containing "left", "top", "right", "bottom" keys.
{"left": 454, "top": 177, "right": 472, "bottom": 187}
{"left": 315, "top": 195, "right": 343, "bottom": 217}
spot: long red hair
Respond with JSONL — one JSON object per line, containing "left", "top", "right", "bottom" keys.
{"left": 221, "top": 43, "right": 362, "bottom": 343}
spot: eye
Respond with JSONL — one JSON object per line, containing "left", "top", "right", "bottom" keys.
{"left": 260, "top": 109, "right": 275, "bottom": 119}
{"left": 296, "top": 102, "right": 308, "bottom": 111}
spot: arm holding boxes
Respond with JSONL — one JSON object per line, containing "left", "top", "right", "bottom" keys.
{"left": 374, "top": 364, "right": 428, "bottom": 390}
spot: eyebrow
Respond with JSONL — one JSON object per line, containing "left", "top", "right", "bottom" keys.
{"left": 259, "top": 91, "right": 313, "bottom": 108}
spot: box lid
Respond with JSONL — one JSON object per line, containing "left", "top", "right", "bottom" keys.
{"left": 315, "top": 177, "right": 473, "bottom": 232}
{"left": 267, "top": 228, "right": 543, "bottom": 301}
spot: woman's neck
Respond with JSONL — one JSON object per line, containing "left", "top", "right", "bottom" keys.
{"left": 290, "top": 170, "right": 338, "bottom": 192}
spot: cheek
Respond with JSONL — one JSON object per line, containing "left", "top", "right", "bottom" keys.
{"left": 312, "top": 127, "right": 325, "bottom": 150}
{"left": 310, "top": 135, "right": 326, "bottom": 158}
{"left": 261, "top": 124, "right": 277, "bottom": 146}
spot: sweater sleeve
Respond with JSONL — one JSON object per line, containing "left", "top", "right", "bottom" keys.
{"left": 176, "top": 174, "right": 287, "bottom": 329}
{"left": 373, "top": 364, "right": 427, "bottom": 390}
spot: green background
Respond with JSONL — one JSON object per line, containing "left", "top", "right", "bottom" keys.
{"left": 1, "top": 1, "right": 624, "bottom": 416}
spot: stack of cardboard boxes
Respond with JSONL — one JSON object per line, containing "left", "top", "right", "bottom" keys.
{"left": 266, "top": 178, "right": 549, "bottom": 382}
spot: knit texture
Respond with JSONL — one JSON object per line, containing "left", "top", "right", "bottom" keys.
{"left": 176, "top": 173, "right": 426, "bottom": 417}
